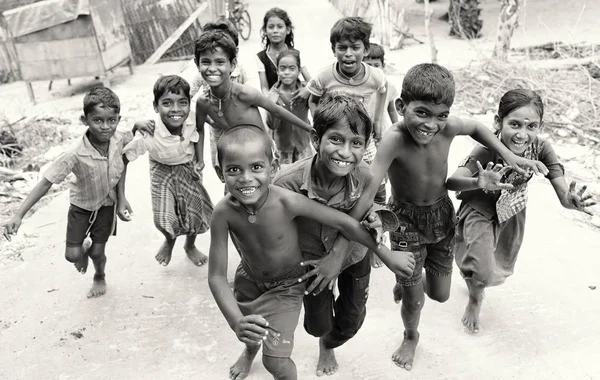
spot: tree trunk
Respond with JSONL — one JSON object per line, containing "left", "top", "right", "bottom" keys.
{"left": 424, "top": 0, "right": 437, "bottom": 63}
{"left": 448, "top": 0, "right": 483, "bottom": 39}
{"left": 493, "top": 0, "right": 521, "bottom": 60}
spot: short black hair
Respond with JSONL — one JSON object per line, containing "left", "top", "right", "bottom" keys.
{"left": 400, "top": 63, "right": 455, "bottom": 107}
{"left": 194, "top": 29, "right": 237, "bottom": 65}
{"left": 217, "top": 124, "right": 273, "bottom": 168}
{"left": 367, "top": 42, "right": 385, "bottom": 66}
{"left": 330, "top": 17, "right": 372, "bottom": 51}
{"left": 83, "top": 86, "right": 120, "bottom": 116}
{"left": 276, "top": 48, "right": 301, "bottom": 67}
{"left": 203, "top": 19, "right": 239, "bottom": 47}
{"left": 313, "top": 93, "right": 373, "bottom": 141}
{"left": 153, "top": 75, "right": 190, "bottom": 105}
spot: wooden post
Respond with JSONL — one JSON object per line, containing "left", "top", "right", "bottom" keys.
{"left": 424, "top": 0, "right": 437, "bottom": 63}
{"left": 492, "top": 0, "right": 521, "bottom": 60}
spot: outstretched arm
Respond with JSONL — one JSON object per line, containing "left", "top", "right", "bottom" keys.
{"left": 250, "top": 88, "right": 312, "bottom": 132}
{"left": 551, "top": 177, "right": 596, "bottom": 215}
{"left": 372, "top": 82, "right": 388, "bottom": 142}
{"left": 195, "top": 99, "right": 209, "bottom": 172}
{"left": 3, "top": 179, "right": 53, "bottom": 240}
{"left": 208, "top": 207, "right": 269, "bottom": 345}
{"left": 446, "top": 161, "right": 514, "bottom": 192}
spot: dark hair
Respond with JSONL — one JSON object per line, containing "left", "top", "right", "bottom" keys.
{"left": 367, "top": 42, "right": 385, "bottom": 66}
{"left": 194, "top": 30, "right": 237, "bottom": 65}
{"left": 313, "top": 94, "right": 373, "bottom": 141}
{"left": 203, "top": 19, "right": 239, "bottom": 47}
{"left": 217, "top": 124, "right": 274, "bottom": 167}
{"left": 330, "top": 17, "right": 372, "bottom": 51}
{"left": 83, "top": 86, "right": 120, "bottom": 116}
{"left": 153, "top": 75, "right": 190, "bottom": 104}
{"left": 497, "top": 88, "right": 544, "bottom": 121}
{"left": 400, "top": 63, "right": 455, "bottom": 107}
{"left": 261, "top": 8, "right": 295, "bottom": 48}
{"left": 276, "top": 48, "right": 301, "bottom": 67}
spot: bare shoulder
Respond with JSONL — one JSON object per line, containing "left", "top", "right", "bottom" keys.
{"left": 234, "top": 82, "right": 260, "bottom": 101}
{"left": 195, "top": 90, "right": 211, "bottom": 110}
{"left": 212, "top": 195, "right": 235, "bottom": 224}
{"left": 379, "top": 123, "right": 405, "bottom": 153}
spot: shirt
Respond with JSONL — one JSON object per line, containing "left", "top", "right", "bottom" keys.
{"left": 256, "top": 47, "right": 309, "bottom": 90}
{"left": 44, "top": 129, "right": 133, "bottom": 211}
{"left": 123, "top": 116, "right": 199, "bottom": 165}
{"left": 274, "top": 156, "right": 398, "bottom": 268}
{"left": 456, "top": 138, "right": 565, "bottom": 219}
{"left": 267, "top": 80, "right": 311, "bottom": 152}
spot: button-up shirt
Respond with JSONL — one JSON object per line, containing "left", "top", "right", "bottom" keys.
{"left": 44, "top": 129, "right": 133, "bottom": 211}
{"left": 123, "top": 116, "right": 199, "bottom": 165}
{"left": 274, "top": 156, "right": 397, "bottom": 268}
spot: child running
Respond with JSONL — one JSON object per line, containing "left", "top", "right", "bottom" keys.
{"left": 208, "top": 124, "right": 413, "bottom": 380}
{"left": 122, "top": 75, "right": 213, "bottom": 267}
{"left": 328, "top": 64, "right": 549, "bottom": 371}
{"left": 446, "top": 89, "right": 596, "bottom": 334}
{"left": 266, "top": 49, "right": 312, "bottom": 165}
{"left": 3, "top": 86, "right": 132, "bottom": 298}
{"left": 364, "top": 42, "right": 400, "bottom": 268}
{"left": 194, "top": 29, "right": 313, "bottom": 175}
{"left": 257, "top": 7, "right": 311, "bottom": 102}
{"left": 275, "top": 94, "right": 414, "bottom": 377}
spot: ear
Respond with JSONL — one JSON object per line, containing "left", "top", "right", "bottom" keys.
{"left": 153, "top": 102, "right": 159, "bottom": 114}
{"left": 493, "top": 115, "right": 502, "bottom": 131}
{"left": 395, "top": 98, "right": 405, "bottom": 115}
{"left": 215, "top": 166, "right": 225, "bottom": 183}
{"left": 270, "top": 158, "right": 280, "bottom": 178}
{"left": 310, "top": 128, "right": 320, "bottom": 152}
{"left": 231, "top": 58, "right": 238, "bottom": 71}
{"left": 364, "top": 46, "right": 370, "bottom": 57}
{"left": 80, "top": 115, "right": 89, "bottom": 126}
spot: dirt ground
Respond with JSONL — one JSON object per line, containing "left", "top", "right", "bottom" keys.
{"left": 1, "top": 0, "right": 599, "bottom": 379}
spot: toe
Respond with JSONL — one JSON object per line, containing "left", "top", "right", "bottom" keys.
{"left": 316, "top": 370, "right": 324, "bottom": 377}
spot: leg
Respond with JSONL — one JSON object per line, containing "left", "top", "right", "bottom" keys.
{"left": 462, "top": 278, "right": 485, "bottom": 333}
{"left": 262, "top": 355, "right": 297, "bottom": 380}
{"left": 184, "top": 234, "right": 208, "bottom": 266}
{"left": 230, "top": 343, "right": 260, "bottom": 380}
{"left": 302, "top": 286, "right": 335, "bottom": 376}
{"left": 65, "top": 238, "right": 92, "bottom": 274}
{"left": 155, "top": 229, "right": 176, "bottom": 266}
{"left": 87, "top": 242, "right": 107, "bottom": 298}
{"left": 392, "top": 283, "right": 424, "bottom": 371}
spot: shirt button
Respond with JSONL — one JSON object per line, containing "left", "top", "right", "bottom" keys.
{"left": 324, "top": 237, "right": 329, "bottom": 241}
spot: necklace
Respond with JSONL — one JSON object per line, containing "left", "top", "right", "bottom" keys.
{"left": 89, "top": 139, "right": 109, "bottom": 157}
{"left": 209, "top": 84, "right": 232, "bottom": 117}
{"left": 337, "top": 62, "right": 363, "bottom": 84}
{"left": 239, "top": 187, "right": 270, "bottom": 224}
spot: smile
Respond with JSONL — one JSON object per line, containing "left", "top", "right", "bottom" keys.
{"left": 239, "top": 187, "right": 257, "bottom": 195}
{"left": 169, "top": 115, "right": 183, "bottom": 120}
{"left": 332, "top": 159, "right": 352, "bottom": 167}
{"left": 416, "top": 129, "right": 434, "bottom": 137}
{"left": 511, "top": 139, "right": 528, "bottom": 148}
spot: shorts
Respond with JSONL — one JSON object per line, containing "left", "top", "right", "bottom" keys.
{"left": 234, "top": 262, "right": 307, "bottom": 358}
{"left": 389, "top": 194, "right": 456, "bottom": 287}
{"left": 66, "top": 204, "right": 116, "bottom": 247}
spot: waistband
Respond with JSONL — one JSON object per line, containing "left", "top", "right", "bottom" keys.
{"left": 241, "top": 260, "right": 306, "bottom": 283}
{"left": 388, "top": 193, "right": 452, "bottom": 213}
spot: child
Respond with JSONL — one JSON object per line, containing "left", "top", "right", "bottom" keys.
{"left": 307, "top": 17, "right": 387, "bottom": 168}
{"left": 364, "top": 42, "right": 399, "bottom": 268}
{"left": 328, "top": 64, "right": 549, "bottom": 371}
{"left": 194, "top": 29, "right": 313, "bottom": 175}
{"left": 266, "top": 49, "right": 312, "bottom": 165}
{"left": 209, "top": 124, "right": 414, "bottom": 380}
{"left": 122, "top": 75, "right": 213, "bottom": 267}
{"left": 274, "top": 94, "right": 414, "bottom": 377}
{"left": 446, "top": 89, "right": 596, "bottom": 334}
{"left": 257, "top": 7, "right": 311, "bottom": 103}
{"left": 2, "top": 86, "right": 132, "bottom": 298}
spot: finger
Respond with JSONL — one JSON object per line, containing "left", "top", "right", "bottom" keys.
{"left": 497, "top": 166, "right": 512, "bottom": 176}
{"left": 298, "top": 268, "right": 319, "bottom": 283}
{"left": 583, "top": 200, "right": 597, "bottom": 208}
{"left": 305, "top": 275, "right": 324, "bottom": 295}
{"left": 578, "top": 184, "right": 587, "bottom": 196}
{"left": 497, "top": 183, "right": 515, "bottom": 190}
{"left": 512, "top": 165, "right": 527, "bottom": 176}
{"left": 485, "top": 162, "right": 494, "bottom": 171}
{"left": 538, "top": 162, "right": 549, "bottom": 176}
{"left": 246, "top": 315, "right": 269, "bottom": 327}
{"left": 3, "top": 230, "right": 10, "bottom": 241}
{"left": 580, "top": 194, "right": 594, "bottom": 202}
{"left": 476, "top": 161, "right": 484, "bottom": 172}
{"left": 313, "top": 277, "right": 332, "bottom": 295}
{"left": 240, "top": 336, "right": 263, "bottom": 346}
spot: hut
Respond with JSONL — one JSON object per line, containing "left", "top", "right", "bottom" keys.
{"left": 2, "top": 0, "right": 133, "bottom": 103}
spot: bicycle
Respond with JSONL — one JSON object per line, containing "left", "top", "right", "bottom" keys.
{"left": 225, "top": 0, "right": 251, "bottom": 41}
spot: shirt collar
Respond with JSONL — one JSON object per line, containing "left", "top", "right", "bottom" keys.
{"left": 300, "top": 156, "right": 362, "bottom": 208}
{"left": 77, "top": 130, "right": 122, "bottom": 159}
{"left": 154, "top": 115, "right": 195, "bottom": 140}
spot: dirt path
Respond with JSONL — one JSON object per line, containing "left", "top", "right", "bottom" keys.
{"left": 1, "top": 0, "right": 599, "bottom": 379}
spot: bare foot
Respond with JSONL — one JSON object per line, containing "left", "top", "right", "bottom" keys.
{"left": 184, "top": 245, "right": 208, "bottom": 267}
{"left": 393, "top": 282, "right": 403, "bottom": 303}
{"left": 155, "top": 240, "right": 175, "bottom": 266}
{"left": 229, "top": 344, "right": 260, "bottom": 380}
{"left": 392, "top": 330, "right": 419, "bottom": 371}
{"left": 87, "top": 275, "right": 106, "bottom": 298}
{"left": 74, "top": 238, "right": 92, "bottom": 274}
{"left": 370, "top": 251, "right": 384, "bottom": 268}
{"left": 316, "top": 337, "right": 338, "bottom": 376}
{"left": 462, "top": 289, "right": 484, "bottom": 333}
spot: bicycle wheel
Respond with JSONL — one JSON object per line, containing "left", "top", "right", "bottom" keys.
{"left": 237, "top": 10, "right": 251, "bottom": 40}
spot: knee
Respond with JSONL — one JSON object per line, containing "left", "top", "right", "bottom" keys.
{"left": 402, "top": 296, "right": 425, "bottom": 314}
{"left": 262, "top": 355, "right": 295, "bottom": 378}
{"left": 87, "top": 243, "right": 106, "bottom": 259}
{"left": 64, "top": 247, "right": 82, "bottom": 263}
{"left": 304, "top": 319, "right": 330, "bottom": 338}
{"left": 428, "top": 289, "right": 450, "bottom": 303}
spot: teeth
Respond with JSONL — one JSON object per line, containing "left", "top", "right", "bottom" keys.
{"left": 239, "top": 187, "right": 257, "bottom": 195}
{"left": 170, "top": 116, "right": 182, "bottom": 120}
{"left": 333, "top": 159, "right": 351, "bottom": 167}
{"left": 512, "top": 140, "right": 526, "bottom": 147}
{"left": 416, "top": 129, "right": 432, "bottom": 136}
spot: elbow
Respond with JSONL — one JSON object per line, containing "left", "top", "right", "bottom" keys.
{"left": 445, "top": 178, "right": 458, "bottom": 191}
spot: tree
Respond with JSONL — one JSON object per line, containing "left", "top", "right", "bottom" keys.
{"left": 448, "top": 0, "right": 483, "bottom": 39}
{"left": 492, "top": 0, "right": 521, "bottom": 60}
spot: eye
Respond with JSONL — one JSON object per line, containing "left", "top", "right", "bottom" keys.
{"left": 252, "top": 164, "right": 263, "bottom": 171}
{"left": 162, "top": 101, "right": 171, "bottom": 106}
{"left": 416, "top": 111, "right": 427, "bottom": 117}
{"left": 180, "top": 100, "right": 189, "bottom": 106}
{"left": 227, "top": 167, "right": 239, "bottom": 173}
{"left": 528, "top": 124, "right": 539, "bottom": 130}
{"left": 330, "top": 136, "right": 342, "bottom": 143}
{"left": 437, "top": 114, "right": 448, "bottom": 120}
{"left": 352, "top": 140, "right": 364, "bottom": 147}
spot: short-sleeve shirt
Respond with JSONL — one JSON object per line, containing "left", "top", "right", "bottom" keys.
{"left": 267, "top": 80, "right": 310, "bottom": 153}
{"left": 273, "top": 156, "right": 373, "bottom": 267}
{"left": 44, "top": 129, "right": 133, "bottom": 211}
{"left": 123, "top": 116, "right": 199, "bottom": 165}
{"left": 456, "top": 138, "right": 565, "bottom": 219}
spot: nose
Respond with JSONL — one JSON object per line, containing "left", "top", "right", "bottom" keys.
{"left": 337, "top": 142, "right": 352, "bottom": 158}
{"left": 424, "top": 118, "right": 436, "bottom": 130}
{"left": 239, "top": 170, "right": 252, "bottom": 183}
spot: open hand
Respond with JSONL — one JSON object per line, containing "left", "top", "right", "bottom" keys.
{"left": 566, "top": 181, "right": 596, "bottom": 215}
{"left": 117, "top": 199, "right": 133, "bottom": 222}
{"left": 476, "top": 161, "right": 515, "bottom": 191}
{"left": 505, "top": 154, "right": 548, "bottom": 176}
{"left": 361, "top": 211, "right": 383, "bottom": 245}
{"left": 133, "top": 119, "right": 155, "bottom": 135}
{"left": 3, "top": 216, "right": 22, "bottom": 241}
{"left": 234, "top": 315, "right": 269, "bottom": 345}
{"left": 298, "top": 254, "right": 344, "bottom": 296}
